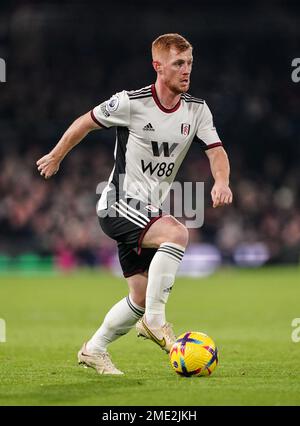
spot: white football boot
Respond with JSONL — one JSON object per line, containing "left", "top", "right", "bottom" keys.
{"left": 136, "top": 316, "right": 176, "bottom": 353}
{"left": 77, "top": 343, "right": 124, "bottom": 375}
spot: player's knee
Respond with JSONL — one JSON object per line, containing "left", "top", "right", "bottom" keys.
{"left": 159, "top": 217, "right": 189, "bottom": 247}
{"left": 142, "top": 216, "right": 188, "bottom": 248}
{"left": 168, "top": 223, "right": 189, "bottom": 247}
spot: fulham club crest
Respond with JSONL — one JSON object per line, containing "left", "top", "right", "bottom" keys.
{"left": 181, "top": 123, "right": 190, "bottom": 136}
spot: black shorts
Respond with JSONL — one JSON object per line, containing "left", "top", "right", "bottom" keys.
{"left": 98, "top": 197, "right": 163, "bottom": 278}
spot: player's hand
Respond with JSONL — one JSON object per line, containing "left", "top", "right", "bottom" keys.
{"left": 211, "top": 182, "right": 233, "bottom": 208}
{"left": 36, "top": 153, "right": 60, "bottom": 179}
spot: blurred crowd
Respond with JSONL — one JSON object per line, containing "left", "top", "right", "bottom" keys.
{"left": 1, "top": 142, "right": 300, "bottom": 267}
{"left": 1, "top": 1, "right": 300, "bottom": 266}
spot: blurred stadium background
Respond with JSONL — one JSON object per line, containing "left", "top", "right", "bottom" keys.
{"left": 1, "top": 0, "right": 300, "bottom": 275}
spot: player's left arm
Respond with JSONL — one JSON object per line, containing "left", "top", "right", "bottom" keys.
{"left": 205, "top": 146, "right": 233, "bottom": 208}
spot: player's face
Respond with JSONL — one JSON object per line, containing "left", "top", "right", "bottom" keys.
{"left": 159, "top": 47, "right": 193, "bottom": 94}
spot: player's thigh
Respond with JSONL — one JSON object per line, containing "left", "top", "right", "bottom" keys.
{"left": 142, "top": 215, "right": 188, "bottom": 248}
{"left": 127, "top": 272, "right": 148, "bottom": 307}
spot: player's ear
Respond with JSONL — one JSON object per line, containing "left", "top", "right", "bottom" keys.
{"left": 152, "top": 60, "right": 162, "bottom": 74}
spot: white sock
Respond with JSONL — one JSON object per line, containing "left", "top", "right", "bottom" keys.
{"left": 145, "top": 242, "right": 185, "bottom": 328}
{"left": 86, "top": 295, "right": 145, "bottom": 353}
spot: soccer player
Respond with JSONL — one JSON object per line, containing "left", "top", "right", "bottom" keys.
{"left": 37, "top": 33, "right": 232, "bottom": 375}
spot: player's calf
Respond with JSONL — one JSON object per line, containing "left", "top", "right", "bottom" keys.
{"left": 138, "top": 216, "right": 188, "bottom": 332}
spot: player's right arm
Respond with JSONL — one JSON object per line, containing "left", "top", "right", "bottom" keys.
{"left": 36, "top": 111, "right": 100, "bottom": 179}
{"left": 37, "top": 90, "right": 130, "bottom": 179}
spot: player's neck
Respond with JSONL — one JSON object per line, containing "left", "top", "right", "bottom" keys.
{"left": 154, "top": 81, "right": 181, "bottom": 110}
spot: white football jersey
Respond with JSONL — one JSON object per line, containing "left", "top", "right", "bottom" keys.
{"left": 92, "top": 84, "right": 222, "bottom": 211}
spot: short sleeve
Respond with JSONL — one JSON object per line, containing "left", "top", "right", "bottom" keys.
{"left": 91, "top": 90, "right": 130, "bottom": 128}
{"left": 195, "top": 101, "right": 222, "bottom": 150}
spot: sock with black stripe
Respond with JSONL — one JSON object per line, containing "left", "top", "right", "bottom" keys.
{"left": 145, "top": 242, "right": 185, "bottom": 328}
{"left": 86, "top": 295, "right": 145, "bottom": 353}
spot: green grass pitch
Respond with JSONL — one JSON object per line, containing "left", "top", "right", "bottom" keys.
{"left": 0, "top": 267, "right": 300, "bottom": 406}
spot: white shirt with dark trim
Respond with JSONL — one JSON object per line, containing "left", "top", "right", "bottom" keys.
{"left": 92, "top": 84, "right": 222, "bottom": 210}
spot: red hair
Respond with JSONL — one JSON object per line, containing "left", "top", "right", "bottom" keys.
{"left": 152, "top": 33, "right": 192, "bottom": 60}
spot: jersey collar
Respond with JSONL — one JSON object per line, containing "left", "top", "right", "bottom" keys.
{"left": 151, "top": 84, "right": 181, "bottom": 113}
